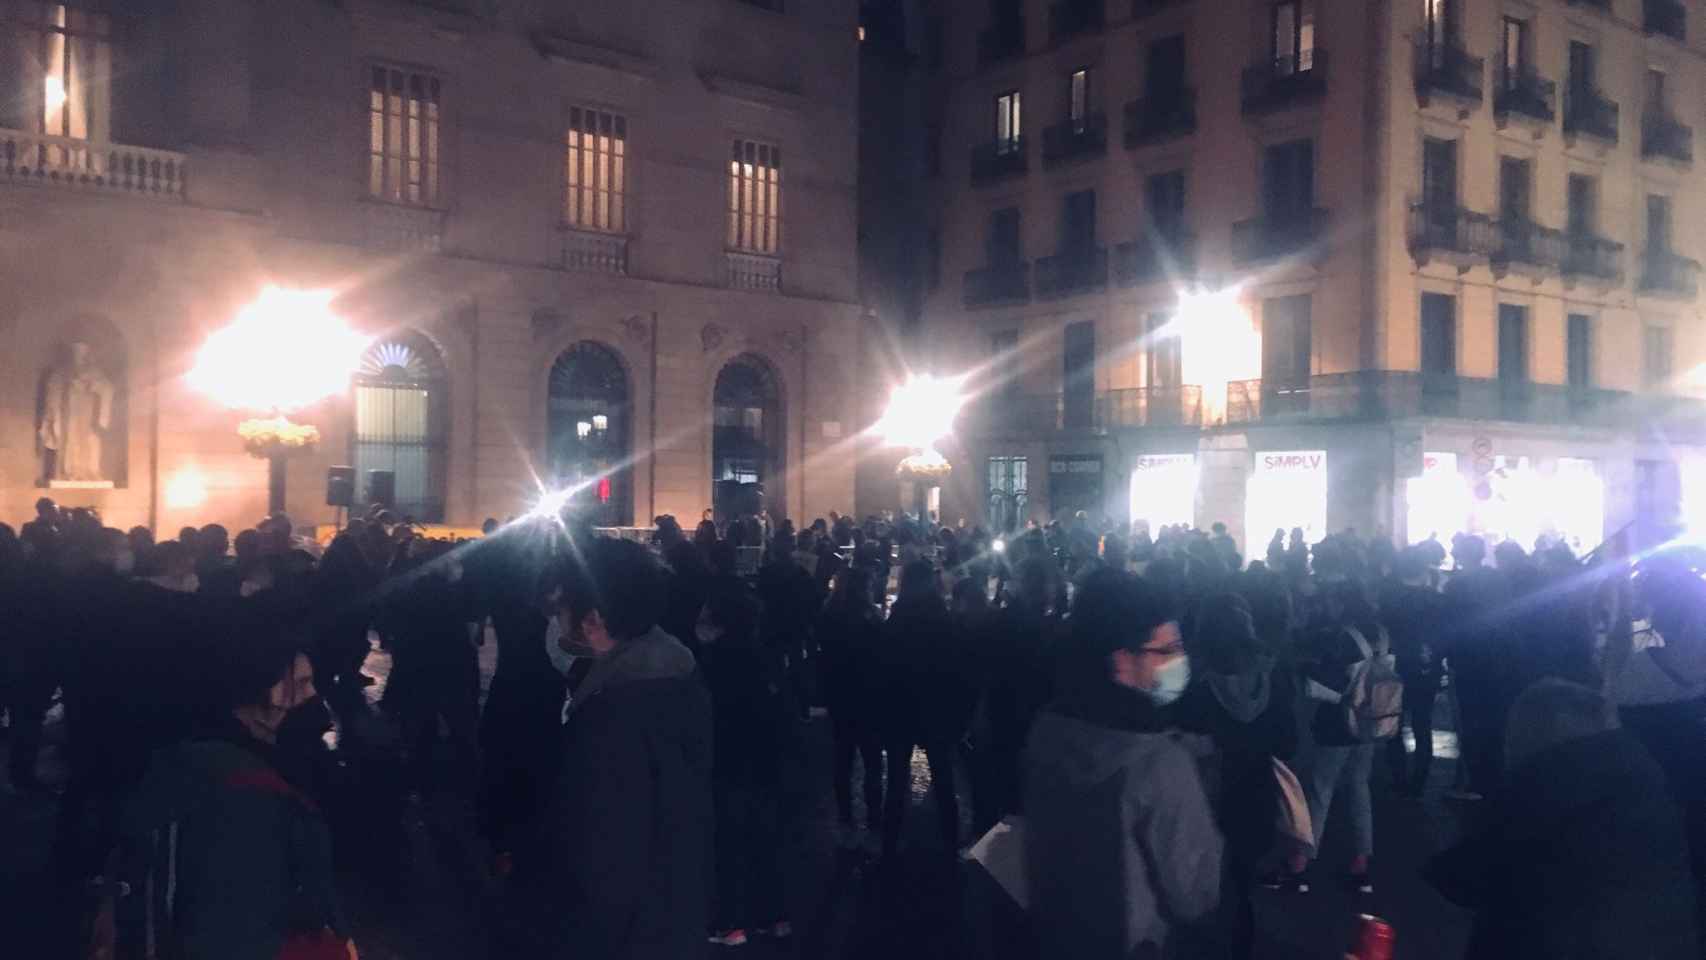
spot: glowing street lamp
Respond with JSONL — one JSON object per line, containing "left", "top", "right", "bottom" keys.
{"left": 876, "top": 374, "right": 965, "bottom": 522}
{"left": 187, "top": 286, "right": 370, "bottom": 514}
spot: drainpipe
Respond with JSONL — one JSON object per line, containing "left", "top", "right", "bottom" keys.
{"left": 649, "top": 310, "right": 659, "bottom": 523}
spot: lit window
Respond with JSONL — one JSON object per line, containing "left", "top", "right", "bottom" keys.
{"left": 7, "top": 3, "right": 111, "bottom": 171}
{"left": 369, "top": 66, "right": 442, "bottom": 207}
{"left": 1272, "top": 0, "right": 1315, "bottom": 74}
{"left": 565, "top": 107, "right": 627, "bottom": 232}
{"left": 1069, "top": 69, "right": 1090, "bottom": 128}
{"left": 728, "top": 139, "right": 781, "bottom": 254}
{"left": 995, "top": 91, "right": 1022, "bottom": 151}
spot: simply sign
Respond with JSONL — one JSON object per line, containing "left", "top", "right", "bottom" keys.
{"left": 1257, "top": 451, "right": 1326, "bottom": 473}
{"left": 1134, "top": 454, "right": 1195, "bottom": 470}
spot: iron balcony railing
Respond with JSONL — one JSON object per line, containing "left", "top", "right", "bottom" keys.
{"left": 1241, "top": 49, "right": 1328, "bottom": 114}
{"left": 964, "top": 261, "right": 1031, "bottom": 306}
{"left": 1042, "top": 114, "right": 1108, "bottom": 167}
{"left": 1048, "top": 0, "right": 1103, "bottom": 41}
{"left": 1123, "top": 90, "right": 1197, "bottom": 147}
{"left": 1643, "top": 113, "right": 1694, "bottom": 164}
{"left": 1564, "top": 85, "right": 1620, "bottom": 143}
{"left": 1231, "top": 207, "right": 1328, "bottom": 263}
{"left": 1034, "top": 246, "right": 1108, "bottom": 298}
{"left": 0, "top": 129, "right": 187, "bottom": 200}
{"left": 1493, "top": 68, "right": 1556, "bottom": 124}
{"left": 977, "top": 15, "right": 1025, "bottom": 65}
{"left": 1492, "top": 218, "right": 1564, "bottom": 271}
{"left": 970, "top": 137, "right": 1027, "bottom": 184}
{"left": 1098, "top": 386, "right": 1203, "bottom": 429}
{"left": 1645, "top": 0, "right": 1687, "bottom": 41}
{"left": 1640, "top": 249, "right": 1702, "bottom": 297}
{"left": 1113, "top": 230, "right": 1195, "bottom": 285}
{"left": 1407, "top": 201, "right": 1496, "bottom": 258}
{"left": 1414, "top": 37, "right": 1484, "bottom": 105}
{"left": 1561, "top": 232, "right": 1625, "bottom": 283}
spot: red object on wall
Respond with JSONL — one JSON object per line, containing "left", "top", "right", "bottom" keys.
{"left": 598, "top": 476, "right": 611, "bottom": 503}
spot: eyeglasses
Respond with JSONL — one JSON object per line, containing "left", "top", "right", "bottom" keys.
{"left": 1136, "top": 641, "right": 1186, "bottom": 658}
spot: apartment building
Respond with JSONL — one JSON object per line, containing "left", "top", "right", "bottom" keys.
{"left": 927, "top": 0, "right": 1706, "bottom": 553}
{"left": 0, "top": 0, "right": 863, "bottom": 533}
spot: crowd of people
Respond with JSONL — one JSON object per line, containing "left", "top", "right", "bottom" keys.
{"left": 2, "top": 496, "right": 1706, "bottom": 959}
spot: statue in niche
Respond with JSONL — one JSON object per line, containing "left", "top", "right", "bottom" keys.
{"left": 39, "top": 342, "right": 116, "bottom": 483}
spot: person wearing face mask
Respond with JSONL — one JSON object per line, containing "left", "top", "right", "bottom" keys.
{"left": 98, "top": 626, "right": 351, "bottom": 960}
{"left": 1022, "top": 569, "right": 1222, "bottom": 960}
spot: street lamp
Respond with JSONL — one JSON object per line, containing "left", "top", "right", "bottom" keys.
{"left": 187, "top": 286, "right": 370, "bottom": 515}
{"left": 876, "top": 374, "right": 965, "bottom": 524}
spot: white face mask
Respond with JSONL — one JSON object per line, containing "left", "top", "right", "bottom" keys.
{"left": 1146, "top": 656, "right": 1191, "bottom": 706}
{"left": 544, "top": 616, "right": 577, "bottom": 676}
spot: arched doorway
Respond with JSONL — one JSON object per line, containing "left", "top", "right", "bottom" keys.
{"left": 547, "top": 341, "right": 632, "bottom": 526}
{"left": 353, "top": 333, "right": 449, "bottom": 521}
{"left": 712, "top": 354, "right": 783, "bottom": 523}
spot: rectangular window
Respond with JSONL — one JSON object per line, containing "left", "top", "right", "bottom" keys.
{"left": 1068, "top": 69, "right": 1090, "bottom": 128}
{"left": 1499, "top": 156, "right": 1531, "bottom": 222}
{"left": 369, "top": 65, "right": 442, "bottom": 207}
{"left": 991, "top": 329, "right": 1021, "bottom": 401}
{"left": 1648, "top": 194, "right": 1673, "bottom": 251}
{"left": 1645, "top": 324, "right": 1674, "bottom": 387}
{"left": 1262, "top": 139, "right": 1315, "bottom": 217}
{"left": 1422, "top": 137, "right": 1458, "bottom": 210}
{"left": 1061, "top": 189, "right": 1096, "bottom": 252}
{"left": 1271, "top": 0, "right": 1316, "bottom": 75}
{"left": 1261, "top": 294, "right": 1312, "bottom": 386}
{"left": 1567, "top": 174, "right": 1596, "bottom": 235}
{"left": 1146, "top": 312, "right": 1181, "bottom": 388}
{"left": 13, "top": 3, "right": 112, "bottom": 145}
{"left": 564, "top": 107, "right": 627, "bottom": 232}
{"left": 1502, "top": 17, "right": 1528, "bottom": 90}
{"left": 1146, "top": 35, "right": 1187, "bottom": 99}
{"left": 987, "top": 456, "right": 1029, "bottom": 533}
{"left": 1568, "top": 40, "right": 1595, "bottom": 95}
{"left": 1146, "top": 170, "right": 1186, "bottom": 236}
{"left": 1063, "top": 321, "right": 1096, "bottom": 429}
{"left": 995, "top": 90, "right": 1022, "bottom": 152}
{"left": 1567, "top": 313, "right": 1592, "bottom": 389}
{"left": 1647, "top": 68, "right": 1668, "bottom": 114}
{"left": 1498, "top": 304, "right": 1528, "bottom": 382}
{"left": 1424, "top": 0, "right": 1454, "bottom": 59}
{"left": 988, "top": 207, "right": 1021, "bottom": 265}
{"left": 1420, "top": 293, "right": 1456, "bottom": 375}
{"left": 727, "top": 139, "right": 781, "bottom": 254}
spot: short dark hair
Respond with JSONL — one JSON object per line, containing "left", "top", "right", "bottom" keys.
{"left": 560, "top": 537, "right": 665, "bottom": 641}
{"left": 1069, "top": 569, "right": 1173, "bottom": 660}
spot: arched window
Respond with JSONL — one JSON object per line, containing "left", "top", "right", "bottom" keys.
{"left": 712, "top": 354, "right": 783, "bottom": 522}
{"left": 548, "top": 341, "right": 632, "bottom": 525}
{"left": 352, "top": 334, "right": 448, "bottom": 521}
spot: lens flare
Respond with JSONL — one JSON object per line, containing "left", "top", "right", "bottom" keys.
{"left": 876, "top": 374, "right": 966, "bottom": 450}
{"left": 187, "top": 287, "right": 371, "bottom": 411}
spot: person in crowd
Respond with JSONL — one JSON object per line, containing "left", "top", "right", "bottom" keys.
{"left": 700, "top": 583, "right": 792, "bottom": 946}
{"left": 1442, "top": 534, "right": 1515, "bottom": 800}
{"left": 523, "top": 537, "right": 711, "bottom": 960}
{"left": 1294, "top": 580, "right": 1386, "bottom": 894}
{"left": 757, "top": 531, "right": 818, "bottom": 720}
{"left": 880, "top": 559, "right": 966, "bottom": 859}
{"left": 1425, "top": 679, "right": 1699, "bottom": 959}
{"left": 1023, "top": 569, "right": 1222, "bottom": 959}
{"left": 1174, "top": 593, "right": 1297, "bottom": 958}
{"left": 968, "top": 556, "right": 1057, "bottom": 835}
{"left": 1381, "top": 549, "right": 1447, "bottom": 797}
{"left": 143, "top": 539, "right": 201, "bottom": 594}
{"left": 816, "top": 566, "right": 886, "bottom": 853}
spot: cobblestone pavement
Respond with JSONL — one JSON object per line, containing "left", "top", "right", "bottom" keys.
{"left": 2, "top": 638, "right": 1474, "bottom": 959}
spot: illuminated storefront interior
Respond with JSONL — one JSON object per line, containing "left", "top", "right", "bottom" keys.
{"left": 1246, "top": 450, "right": 1327, "bottom": 552}
{"left": 1129, "top": 453, "right": 1198, "bottom": 532}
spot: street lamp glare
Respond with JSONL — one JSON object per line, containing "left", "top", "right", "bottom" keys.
{"left": 877, "top": 374, "right": 966, "bottom": 450}
{"left": 187, "top": 286, "right": 371, "bottom": 412}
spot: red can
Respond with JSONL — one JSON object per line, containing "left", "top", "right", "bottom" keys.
{"left": 1349, "top": 914, "right": 1395, "bottom": 960}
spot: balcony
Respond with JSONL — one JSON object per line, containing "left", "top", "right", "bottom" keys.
{"left": 1123, "top": 90, "right": 1197, "bottom": 147}
{"left": 1041, "top": 115, "right": 1108, "bottom": 167}
{"left": 1407, "top": 201, "right": 1496, "bottom": 266}
{"left": 0, "top": 130, "right": 186, "bottom": 201}
{"left": 1132, "top": 0, "right": 1188, "bottom": 16}
{"left": 363, "top": 202, "right": 445, "bottom": 252}
{"left": 964, "top": 262, "right": 1031, "bottom": 307}
{"left": 1231, "top": 207, "right": 1328, "bottom": 263}
{"left": 1564, "top": 86, "right": 1620, "bottom": 144}
{"left": 1113, "top": 231, "right": 1195, "bottom": 285}
{"left": 1561, "top": 233, "right": 1625, "bottom": 285}
{"left": 1241, "top": 50, "right": 1328, "bottom": 115}
{"left": 1099, "top": 386, "right": 1203, "bottom": 429}
{"left": 1034, "top": 247, "right": 1108, "bottom": 298}
{"left": 1640, "top": 249, "right": 1701, "bottom": 298}
{"left": 967, "top": 393, "right": 1062, "bottom": 435}
{"left": 1491, "top": 219, "right": 1564, "bottom": 276}
{"left": 726, "top": 250, "right": 782, "bottom": 292}
{"left": 1643, "top": 113, "right": 1694, "bottom": 165}
{"left": 1049, "top": 0, "right": 1103, "bottom": 41}
{"left": 1220, "top": 371, "right": 1634, "bottom": 427}
{"left": 977, "top": 16, "right": 1025, "bottom": 65}
{"left": 970, "top": 137, "right": 1027, "bottom": 184}
{"left": 1645, "top": 0, "right": 1687, "bottom": 41}
{"left": 1414, "top": 38, "right": 1484, "bottom": 108}
{"left": 1493, "top": 69, "right": 1556, "bottom": 128}
{"left": 560, "top": 228, "right": 628, "bottom": 275}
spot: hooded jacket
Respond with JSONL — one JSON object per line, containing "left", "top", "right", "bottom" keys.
{"left": 537, "top": 626, "right": 713, "bottom": 960}
{"left": 1425, "top": 728, "right": 1699, "bottom": 960}
{"left": 1022, "top": 689, "right": 1223, "bottom": 960}
{"left": 1172, "top": 661, "right": 1297, "bottom": 870}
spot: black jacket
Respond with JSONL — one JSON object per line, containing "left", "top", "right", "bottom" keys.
{"left": 1425, "top": 728, "right": 1699, "bottom": 960}
{"left": 882, "top": 596, "right": 971, "bottom": 744}
{"left": 537, "top": 628, "right": 713, "bottom": 960}
{"left": 1172, "top": 662, "right": 1298, "bottom": 870}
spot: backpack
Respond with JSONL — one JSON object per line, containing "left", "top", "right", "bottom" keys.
{"left": 1341, "top": 626, "right": 1404, "bottom": 741}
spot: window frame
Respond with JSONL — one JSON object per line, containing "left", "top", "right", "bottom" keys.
{"left": 727, "top": 137, "right": 783, "bottom": 255}
{"left": 1567, "top": 313, "right": 1593, "bottom": 389}
{"left": 366, "top": 62, "right": 445, "bottom": 209}
{"left": 995, "top": 89, "right": 1023, "bottom": 152}
{"left": 563, "top": 104, "right": 630, "bottom": 234}
{"left": 1068, "top": 68, "right": 1091, "bottom": 129}
{"left": 1501, "top": 16, "right": 1529, "bottom": 91}
{"left": 1270, "top": 0, "right": 1316, "bottom": 75}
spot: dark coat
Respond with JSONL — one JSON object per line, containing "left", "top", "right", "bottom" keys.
{"left": 1171, "top": 662, "right": 1298, "bottom": 871}
{"left": 702, "top": 636, "right": 788, "bottom": 787}
{"left": 881, "top": 596, "right": 971, "bottom": 745}
{"left": 815, "top": 600, "right": 883, "bottom": 725}
{"left": 1425, "top": 728, "right": 1699, "bottom": 960}
{"left": 537, "top": 628, "right": 713, "bottom": 960}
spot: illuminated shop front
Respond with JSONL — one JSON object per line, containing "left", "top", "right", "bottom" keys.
{"left": 1129, "top": 453, "right": 1198, "bottom": 532}
{"left": 1246, "top": 450, "right": 1327, "bottom": 551}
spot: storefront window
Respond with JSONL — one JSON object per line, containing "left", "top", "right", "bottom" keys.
{"left": 1129, "top": 453, "right": 1197, "bottom": 533}
{"left": 1246, "top": 450, "right": 1327, "bottom": 554}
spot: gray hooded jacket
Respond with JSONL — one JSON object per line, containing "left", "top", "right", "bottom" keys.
{"left": 1022, "top": 709, "right": 1223, "bottom": 959}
